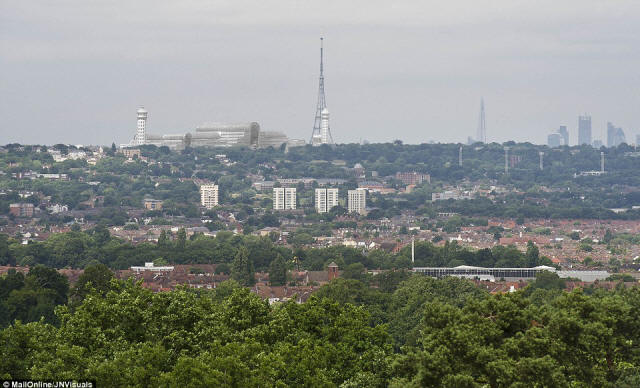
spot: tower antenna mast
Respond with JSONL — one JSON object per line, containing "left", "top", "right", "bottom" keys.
{"left": 476, "top": 98, "right": 486, "bottom": 143}
{"left": 310, "top": 37, "right": 333, "bottom": 145}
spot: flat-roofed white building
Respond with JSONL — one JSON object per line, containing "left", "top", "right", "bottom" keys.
{"left": 273, "top": 187, "right": 296, "bottom": 210}
{"left": 200, "top": 184, "right": 219, "bottom": 209}
{"left": 315, "top": 188, "right": 339, "bottom": 213}
{"left": 347, "top": 188, "right": 366, "bottom": 214}
{"left": 412, "top": 265, "right": 610, "bottom": 282}
{"left": 131, "top": 262, "right": 174, "bottom": 273}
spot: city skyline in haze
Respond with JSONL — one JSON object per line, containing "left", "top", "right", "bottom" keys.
{"left": 2, "top": 1, "right": 640, "bottom": 146}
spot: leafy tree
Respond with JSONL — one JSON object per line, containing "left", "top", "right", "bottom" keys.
{"left": 291, "top": 232, "right": 313, "bottom": 247}
{"left": 153, "top": 257, "right": 169, "bottom": 266}
{"left": 24, "top": 265, "right": 69, "bottom": 306}
{"left": 268, "top": 254, "right": 287, "bottom": 286}
{"left": 525, "top": 241, "right": 540, "bottom": 267}
{"left": 216, "top": 263, "right": 230, "bottom": 275}
{"left": 388, "top": 276, "right": 488, "bottom": 347}
{"left": 603, "top": 229, "right": 614, "bottom": 244}
{"left": 176, "top": 228, "right": 187, "bottom": 250}
{"left": 231, "top": 246, "right": 254, "bottom": 286}
{"left": 0, "top": 234, "right": 13, "bottom": 265}
{"left": 158, "top": 230, "right": 169, "bottom": 247}
{"left": 525, "top": 271, "right": 566, "bottom": 294}
{"left": 342, "top": 263, "right": 367, "bottom": 281}
{"left": 70, "top": 263, "right": 113, "bottom": 303}
{"left": 89, "top": 225, "right": 111, "bottom": 246}
{"left": 0, "top": 266, "right": 69, "bottom": 327}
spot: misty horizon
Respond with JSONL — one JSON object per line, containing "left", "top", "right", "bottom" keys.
{"left": 2, "top": 1, "right": 640, "bottom": 146}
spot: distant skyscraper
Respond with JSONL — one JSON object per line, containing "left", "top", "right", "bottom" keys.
{"left": 636, "top": 134, "right": 640, "bottom": 146}
{"left": 476, "top": 98, "right": 486, "bottom": 143}
{"left": 547, "top": 133, "right": 562, "bottom": 148}
{"left": 547, "top": 125, "right": 567, "bottom": 147}
{"left": 310, "top": 38, "right": 333, "bottom": 146}
{"left": 273, "top": 187, "right": 296, "bottom": 210}
{"left": 578, "top": 115, "right": 592, "bottom": 145}
{"left": 135, "top": 107, "right": 148, "bottom": 145}
{"left": 200, "top": 184, "right": 219, "bottom": 209}
{"left": 347, "top": 188, "right": 366, "bottom": 214}
{"left": 558, "top": 126, "right": 569, "bottom": 146}
{"left": 315, "top": 188, "right": 339, "bottom": 213}
{"left": 606, "top": 122, "right": 626, "bottom": 147}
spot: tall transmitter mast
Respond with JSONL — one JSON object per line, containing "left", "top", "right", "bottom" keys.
{"left": 310, "top": 37, "right": 333, "bottom": 145}
{"left": 476, "top": 98, "right": 486, "bottom": 143}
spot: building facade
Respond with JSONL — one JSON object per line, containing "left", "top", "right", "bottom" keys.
{"left": 125, "top": 107, "right": 297, "bottom": 150}
{"left": 558, "top": 125, "right": 569, "bottom": 146}
{"left": 9, "top": 203, "right": 35, "bottom": 217}
{"left": 121, "top": 148, "right": 141, "bottom": 159}
{"left": 548, "top": 126, "right": 568, "bottom": 147}
{"left": 315, "top": 188, "right": 339, "bottom": 213}
{"left": 395, "top": 171, "right": 431, "bottom": 185}
{"left": 258, "top": 131, "right": 289, "bottom": 149}
{"left": 432, "top": 190, "right": 468, "bottom": 201}
{"left": 607, "top": 122, "right": 626, "bottom": 148}
{"left": 135, "top": 107, "right": 148, "bottom": 146}
{"left": 273, "top": 187, "right": 296, "bottom": 210}
{"left": 578, "top": 115, "right": 592, "bottom": 146}
{"left": 144, "top": 199, "right": 163, "bottom": 211}
{"left": 347, "top": 188, "right": 366, "bottom": 214}
{"left": 200, "top": 184, "right": 219, "bottom": 209}
{"left": 547, "top": 133, "right": 562, "bottom": 148}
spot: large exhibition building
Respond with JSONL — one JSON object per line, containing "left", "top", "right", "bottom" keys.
{"left": 124, "top": 107, "right": 302, "bottom": 150}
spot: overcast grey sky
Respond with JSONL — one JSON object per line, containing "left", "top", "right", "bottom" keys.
{"left": 2, "top": 0, "right": 640, "bottom": 146}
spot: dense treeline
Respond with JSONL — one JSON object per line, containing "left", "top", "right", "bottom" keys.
{"left": 0, "top": 230, "right": 554, "bottom": 332}
{"left": 1, "top": 274, "right": 640, "bottom": 386}
{"left": 0, "top": 266, "right": 68, "bottom": 328}
{"left": 0, "top": 229, "right": 552, "bottom": 271}
{"left": 430, "top": 196, "right": 640, "bottom": 220}
{"left": 3, "top": 142, "right": 640, "bottom": 220}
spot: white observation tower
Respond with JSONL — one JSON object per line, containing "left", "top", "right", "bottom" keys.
{"left": 135, "top": 107, "right": 148, "bottom": 145}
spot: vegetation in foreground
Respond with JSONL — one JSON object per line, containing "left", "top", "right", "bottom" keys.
{"left": 1, "top": 273, "right": 640, "bottom": 387}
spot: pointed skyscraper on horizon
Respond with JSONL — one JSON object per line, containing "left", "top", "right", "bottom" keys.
{"left": 310, "top": 37, "right": 333, "bottom": 146}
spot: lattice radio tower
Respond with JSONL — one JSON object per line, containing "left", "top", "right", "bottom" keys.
{"left": 476, "top": 98, "right": 486, "bottom": 143}
{"left": 310, "top": 37, "right": 333, "bottom": 145}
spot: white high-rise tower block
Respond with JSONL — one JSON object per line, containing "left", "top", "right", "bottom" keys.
{"left": 136, "top": 107, "right": 148, "bottom": 145}
{"left": 315, "top": 188, "right": 338, "bottom": 213}
{"left": 273, "top": 187, "right": 297, "bottom": 210}
{"left": 200, "top": 184, "right": 219, "bottom": 209}
{"left": 348, "top": 188, "right": 366, "bottom": 215}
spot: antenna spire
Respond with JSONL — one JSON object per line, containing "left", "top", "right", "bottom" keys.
{"left": 320, "top": 37, "right": 324, "bottom": 77}
{"left": 310, "top": 37, "right": 333, "bottom": 145}
{"left": 477, "top": 98, "right": 486, "bottom": 143}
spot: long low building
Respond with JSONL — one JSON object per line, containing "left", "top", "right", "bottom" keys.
{"left": 123, "top": 107, "right": 305, "bottom": 150}
{"left": 131, "top": 262, "right": 174, "bottom": 273}
{"left": 412, "top": 265, "right": 610, "bottom": 282}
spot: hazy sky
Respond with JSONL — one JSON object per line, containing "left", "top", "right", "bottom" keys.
{"left": 2, "top": 1, "right": 640, "bottom": 146}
